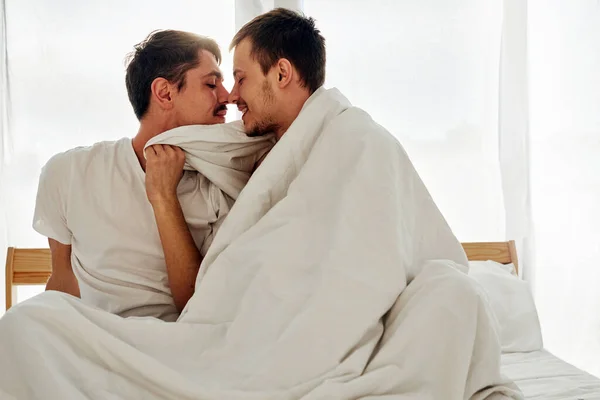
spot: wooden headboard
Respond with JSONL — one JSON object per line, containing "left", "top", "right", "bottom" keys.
{"left": 4, "top": 241, "right": 518, "bottom": 310}
{"left": 461, "top": 240, "right": 518, "bottom": 274}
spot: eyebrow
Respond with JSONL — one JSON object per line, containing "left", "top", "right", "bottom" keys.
{"left": 203, "top": 70, "right": 223, "bottom": 80}
{"left": 233, "top": 68, "right": 244, "bottom": 79}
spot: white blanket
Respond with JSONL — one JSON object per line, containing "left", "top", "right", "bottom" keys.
{"left": 0, "top": 88, "right": 523, "bottom": 399}
{"left": 145, "top": 121, "right": 275, "bottom": 200}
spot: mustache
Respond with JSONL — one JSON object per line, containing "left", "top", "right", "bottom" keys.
{"left": 213, "top": 104, "right": 227, "bottom": 115}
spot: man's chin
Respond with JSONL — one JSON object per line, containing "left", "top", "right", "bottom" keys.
{"left": 242, "top": 119, "right": 258, "bottom": 136}
{"left": 246, "top": 124, "right": 268, "bottom": 137}
{"left": 242, "top": 116, "right": 277, "bottom": 137}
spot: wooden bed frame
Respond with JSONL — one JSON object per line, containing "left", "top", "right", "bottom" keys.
{"left": 461, "top": 240, "right": 518, "bottom": 274}
{"left": 5, "top": 248, "right": 51, "bottom": 310}
{"left": 4, "top": 241, "right": 518, "bottom": 310}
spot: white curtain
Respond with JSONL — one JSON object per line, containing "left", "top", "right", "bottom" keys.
{"left": 499, "top": 0, "right": 533, "bottom": 283}
{"left": 0, "top": 0, "right": 10, "bottom": 310}
{"left": 528, "top": 0, "right": 600, "bottom": 377}
{"left": 1, "top": 0, "right": 600, "bottom": 379}
{"left": 304, "top": 0, "right": 506, "bottom": 242}
{"left": 236, "top": 0, "right": 303, "bottom": 28}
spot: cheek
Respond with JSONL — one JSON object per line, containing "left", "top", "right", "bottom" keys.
{"left": 206, "top": 92, "right": 218, "bottom": 109}
{"left": 245, "top": 88, "right": 264, "bottom": 110}
{"left": 240, "top": 85, "right": 255, "bottom": 101}
{"left": 195, "top": 91, "right": 216, "bottom": 112}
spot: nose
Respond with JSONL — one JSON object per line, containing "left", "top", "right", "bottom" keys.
{"left": 228, "top": 83, "right": 240, "bottom": 104}
{"left": 217, "top": 84, "right": 230, "bottom": 104}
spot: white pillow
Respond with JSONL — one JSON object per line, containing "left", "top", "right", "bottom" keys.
{"left": 468, "top": 260, "right": 543, "bottom": 353}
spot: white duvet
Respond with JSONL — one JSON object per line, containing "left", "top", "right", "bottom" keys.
{"left": 0, "top": 88, "right": 523, "bottom": 399}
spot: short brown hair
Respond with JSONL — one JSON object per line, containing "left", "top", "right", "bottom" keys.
{"left": 230, "top": 8, "right": 325, "bottom": 94}
{"left": 125, "top": 30, "right": 221, "bottom": 120}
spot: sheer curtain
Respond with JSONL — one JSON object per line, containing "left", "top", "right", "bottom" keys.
{"left": 304, "top": 0, "right": 506, "bottom": 242}
{"left": 0, "top": 0, "right": 9, "bottom": 309}
{"left": 528, "top": 0, "right": 600, "bottom": 377}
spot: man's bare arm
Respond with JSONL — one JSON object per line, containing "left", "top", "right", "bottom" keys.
{"left": 151, "top": 197, "right": 202, "bottom": 313}
{"left": 46, "top": 238, "right": 80, "bottom": 297}
{"left": 145, "top": 144, "right": 202, "bottom": 313}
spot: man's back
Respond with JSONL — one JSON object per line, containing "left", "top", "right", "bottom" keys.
{"left": 33, "top": 138, "right": 232, "bottom": 320}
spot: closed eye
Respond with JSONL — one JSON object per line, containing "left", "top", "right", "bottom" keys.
{"left": 207, "top": 84, "right": 217, "bottom": 89}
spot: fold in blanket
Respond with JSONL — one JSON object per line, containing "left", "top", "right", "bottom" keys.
{"left": 144, "top": 120, "right": 275, "bottom": 200}
{"left": 0, "top": 88, "right": 523, "bottom": 399}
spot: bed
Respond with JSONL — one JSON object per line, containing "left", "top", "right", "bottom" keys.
{"left": 502, "top": 350, "right": 600, "bottom": 399}
{"left": 464, "top": 241, "right": 600, "bottom": 399}
{"left": 5, "top": 242, "right": 600, "bottom": 398}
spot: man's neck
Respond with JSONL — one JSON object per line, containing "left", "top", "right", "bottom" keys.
{"left": 132, "top": 119, "right": 175, "bottom": 171}
{"left": 275, "top": 90, "right": 311, "bottom": 140}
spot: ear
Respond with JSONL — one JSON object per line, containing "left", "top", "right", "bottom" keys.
{"left": 275, "top": 58, "right": 294, "bottom": 89}
{"left": 150, "top": 77, "right": 174, "bottom": 111}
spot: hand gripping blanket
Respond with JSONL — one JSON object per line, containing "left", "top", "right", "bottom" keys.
{"left": 145, "top": 120, "right": 275, "bottom": 200}
{"left": 0, "top": 88, "right": 523, "bottom": 399}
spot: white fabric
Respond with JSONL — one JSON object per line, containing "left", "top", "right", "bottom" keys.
{"left": 501, "top": 350, "right": 600, "bottom": 399}
{"left": 145, "top": 121, "right": 275, "bottom": 200}
{"left": 0, "top": 0, "right": 8, "bottom": 163}
{"left": 0, "top": 87, "right": 521, "bottom": 399}
{"left": 527, "top": 0, "right": 600, "bottom": 378}
{"left": 498, "top": 0, "right": 534, "bottom": 283}
{"left": 33, "top": 129, "right": 272, "bottom": 321}
{"left": 0, "top": 0, "right": 10, "bottom": 310}
{"left": 468, "top": 261, "right": 543, "bottom": 353}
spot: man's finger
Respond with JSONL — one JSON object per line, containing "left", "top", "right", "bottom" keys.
{"left": 148, "top": 145, "right": 161, "bottom": 155}
{"left": 173, "top": 146, "right": 185, "bottom": 160}
{"left": 163, "top": 145, "right": 176, "bottom": 157}
{"left": 173, "top": 146, "right": 184, "bottom": 155}
{"left": 146, "top": 146, "right": 158, "bottom": 159}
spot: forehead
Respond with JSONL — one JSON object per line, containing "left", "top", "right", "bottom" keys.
{"left": 195, "top": 49, "right": 221, "bottom": 73}
{"left": 233, "top": 38, "right": 257, "bottom": 69}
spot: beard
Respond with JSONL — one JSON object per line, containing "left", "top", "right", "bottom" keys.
{"left": 247, "top": 119, "right": 279, "bottom": 137}
{"left": 246, "top": 80, "right": 280, "bottom": 137}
